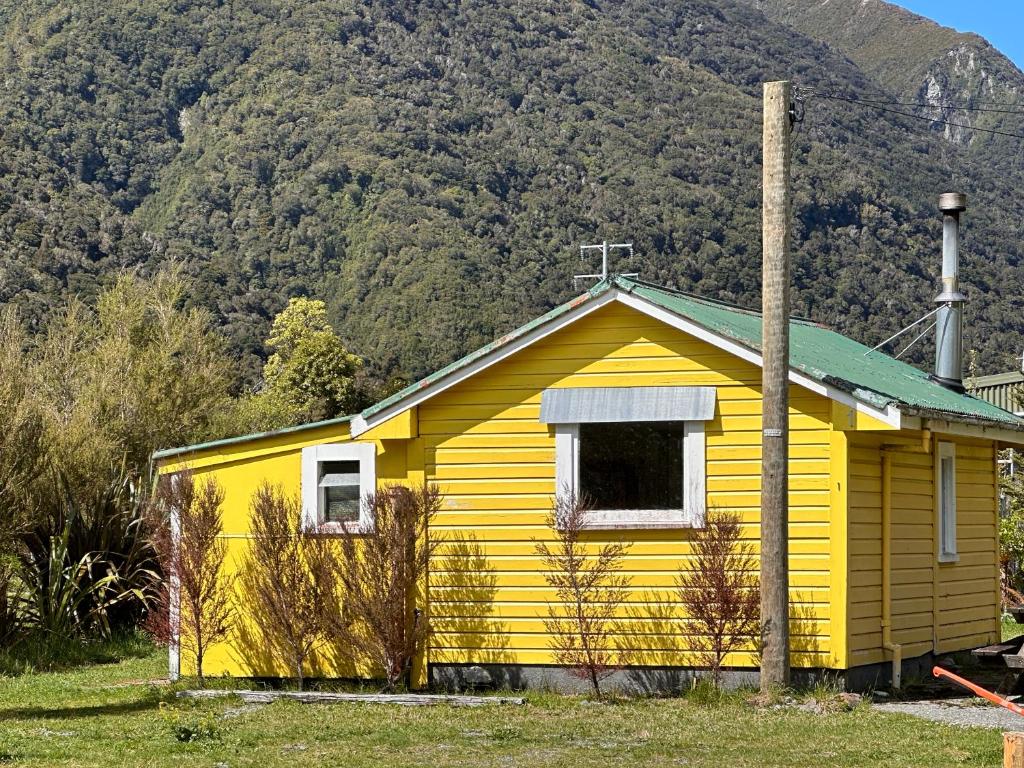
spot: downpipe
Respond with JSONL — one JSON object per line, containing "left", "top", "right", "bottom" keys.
{"left": 881, "top": 450, "right": 902, "bottom": 689}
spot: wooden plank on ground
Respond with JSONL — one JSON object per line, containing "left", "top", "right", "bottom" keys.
{"left": 176, "top": 689, "right": 525, "bottom": 707}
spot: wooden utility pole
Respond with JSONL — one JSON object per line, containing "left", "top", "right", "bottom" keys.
{"left": 1005, "top": 732, "right": 1024, "bottom": 768}
{"left": 760, "top": 80, "right": 792, "bottom": 690}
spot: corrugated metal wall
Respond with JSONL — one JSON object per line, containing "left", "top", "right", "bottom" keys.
{"left": 969, "top": 372, "right": 1024, "bottom": 415}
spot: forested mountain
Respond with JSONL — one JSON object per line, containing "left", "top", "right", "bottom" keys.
{"left": 752, "top": 0, "right": 1024, "bottom": 145}
{"left": 2, "top": 0, "right": 1023, "bottom": 387}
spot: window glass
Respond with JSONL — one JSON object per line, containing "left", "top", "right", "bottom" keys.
{"left": 579, "top": 422, "right": 684, "bottom": 510}
{"left": 320, "top": 460, "right": 360, "bottom": 523}
{"left": 940, "top": 454, "right": 956, "bottom": 556}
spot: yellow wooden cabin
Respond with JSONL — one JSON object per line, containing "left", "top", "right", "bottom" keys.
{"left": 155, "top": 275, "right": 1024, "bottom": 691}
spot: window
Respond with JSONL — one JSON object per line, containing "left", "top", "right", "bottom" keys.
{"left": 543, "top": 387, "right": 713, "bottom": 529}
{"left": 579, "top": 422, "right": 685, "bottom": 510}
{"left": 937, "top": 441, "right": 957, "bottom": 562}
{"left": 320, "top": 460, "right": 361, "bottom": 524}
{"left": 301, "top": 443, "right": 376, "bottom": 533}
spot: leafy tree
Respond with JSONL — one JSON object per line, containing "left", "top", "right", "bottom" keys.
{"left": 1000, "top": 451, "right": 1024, "bottom": 605}
{"left": 0, "top": 309, "right": 43, "bottom": 647}
{"left": 261, "top": 297, "right": 363, "bottom": 423}
{"left": 30, "top": 269, "right": 235, "bottom": 493}
{"left": 0, "top": 308, "right": 44, "bottom": 549}
{"left": 4, "top": 269, "right": 238, "bottom": 638}
{"left": 0, "top": 308, "right": 44, "bottom": 644}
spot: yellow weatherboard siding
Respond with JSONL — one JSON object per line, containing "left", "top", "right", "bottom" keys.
{"left": 423, "top": 302, "right": 834, "bottom": 669}
{"left": 159, "top": 421, "right": 417, "bottom": 679}
{"left": 847, "top": 433, "right": 999, "bottom": 668}
{"left": 156, "top": 298, "right": 1006, "bottom": 683}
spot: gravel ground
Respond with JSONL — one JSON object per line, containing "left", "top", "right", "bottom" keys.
{"left": 876, "top": 698, "right": 1024, "bottom": 730}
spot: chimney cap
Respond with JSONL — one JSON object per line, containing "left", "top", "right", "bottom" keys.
{"left": 938, "top": 192, "right": 967, "bottom": 213}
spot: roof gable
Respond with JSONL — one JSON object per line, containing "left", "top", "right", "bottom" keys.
{"left": 352, "top": 275, "right": 1024, "bottom": 437}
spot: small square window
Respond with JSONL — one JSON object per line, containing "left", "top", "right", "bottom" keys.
{"left": 320, "top": 460, "right": 361, "bottom": 524}
{"left": 302, "top": 443, "right": 376, "bottom": 533}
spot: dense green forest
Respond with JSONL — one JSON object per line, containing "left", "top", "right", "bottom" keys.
{"left": 2, "top": 0, "right": 1023, "bottom": 390}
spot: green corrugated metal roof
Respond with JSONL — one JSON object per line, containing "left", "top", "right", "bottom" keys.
{"left": 361, "top": 275, "right": 1024, "bottom": 430}
{"left": 153, "top": 415, "right": 353, "bottom": 461}
{"left": 620, "top": 277, "right": 1023, "bottom": 427}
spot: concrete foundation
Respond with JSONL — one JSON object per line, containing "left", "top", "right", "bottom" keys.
{"left": 431, "top": 663, "right": 840, "bottom": 694}
{"left": 842, "top": 651, "right": 942, "bottom": 692}
{"left": 430, "top": 652, "right": 950, "bottom": 694}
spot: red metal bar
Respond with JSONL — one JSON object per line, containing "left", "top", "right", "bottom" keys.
{"left": 932, "top": 666, "right": 1024, "bottom": 716}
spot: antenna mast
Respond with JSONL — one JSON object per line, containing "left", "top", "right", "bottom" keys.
{"left": 574, "top": 241, "right": 637, "bottom": 287}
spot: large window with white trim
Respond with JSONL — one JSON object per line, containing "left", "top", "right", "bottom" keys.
{"left": 301, "top": 443, "right": 376, "bottom": 533}
{"left": 542, "top": 387, "right": 712, "bottom": 528}
{"left": 937, "top": 441, "right": 957, "bottom": 562}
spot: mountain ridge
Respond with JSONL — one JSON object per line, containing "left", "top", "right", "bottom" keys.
{"left": 1, "top": 0, "right": 1022, "bottom": 386}
{"left": 752, "top": 0, "right": 1024, "bottom": 144}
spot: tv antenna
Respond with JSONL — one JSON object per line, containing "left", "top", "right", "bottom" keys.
{"left": 573, "top": 241, "right": 637, "bottom": 287}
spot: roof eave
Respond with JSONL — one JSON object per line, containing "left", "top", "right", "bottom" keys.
{"left": 900, "top": 405, "right": 1024, "bottom": 434}
{"left": 152, "top": 414, "right": 354, "bottom": 463}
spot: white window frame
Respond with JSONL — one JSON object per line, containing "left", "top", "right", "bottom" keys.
{"left": 301, "top": 443, "right": 376, "bottom": 534}
{"left": 554, "top": 421, "right": 706, "bottom": 529}
{"left": 936, "top": 441, "right": 958, "bottom": 563}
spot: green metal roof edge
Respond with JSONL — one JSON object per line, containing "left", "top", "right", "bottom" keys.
{"left": 358, "top": 280, "right": 615, "bottom": 421}
{"left": 152, "top": 414, "right": 354, "bottom": 462}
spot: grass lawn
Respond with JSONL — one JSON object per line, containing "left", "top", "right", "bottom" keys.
{"left": 1004, "top": 614, "right": 1024, "bottom": 642}
{"left": 0, "top": 644, "right": 1007, "bottom": 767}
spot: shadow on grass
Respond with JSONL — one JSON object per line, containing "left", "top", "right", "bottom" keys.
{"left": 0, "top": 695, "right": 164, "bottom": 722}
{"left": 0, "top": 631, "right": 156, "bottom": 677}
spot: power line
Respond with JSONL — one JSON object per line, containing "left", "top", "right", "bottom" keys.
{"left": 810, "top": 91, "right": 1024, "bottom": 142}
{"left": 805, "top": 75, "right": 1024, "bottom": 111}
{"left": 822, "top": 92, "right": 1024, "bottom": 115}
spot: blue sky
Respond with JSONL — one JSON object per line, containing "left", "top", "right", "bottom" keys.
{"left": 892, "top": 1, "right": 1024, "bottom": 70}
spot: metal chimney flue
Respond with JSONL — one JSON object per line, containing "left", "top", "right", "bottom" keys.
{"left": 931, "top": 192, "right": 968, "bottom": 393}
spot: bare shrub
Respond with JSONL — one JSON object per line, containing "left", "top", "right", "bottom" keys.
{"left": 146, "top": 470, "right": 232, "bottom": 685}
{"left": 240, "top": 483, "right": 337, "bottom": 690}
{"left": 676, "top": 509, "right": 760, "bottom": 688}
{"left": 328, "top": 484, "right": 441, "bottom": 691}
{"left": 534, "top": 493, "right": 631, "bottom": 700}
